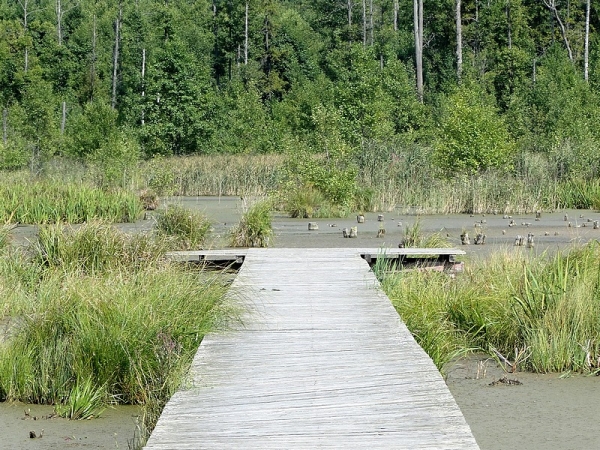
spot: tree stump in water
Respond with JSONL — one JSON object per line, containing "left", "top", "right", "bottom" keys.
{"left": 377, "top": 214, "right": 384, "bottom": 222}
{"left": 349, "top": 226, "right": 358, "bottom": 238}
{"left": 357, "top": 215, "right": 365, "bottom": 223}
{"left": 342, "top": 228, "right": 350, "bottom": 238}
{"left": 594, "top": 221, "right": 599, "bottom": 229}
{"left": 514, "top": 235, "right": 524, "bottom": 246}
{"left": 474, "top": 233, "right": 486, "bottom": 245}
{"left": 526, "top": 233, "right": 534, "bottom": 248}
{"left": 460, "top": 231, "right": 470, "bottom": 245}
{"left": 377, "top": 228, "right": 386, "bottom": 238}
{"left": 308, "top": 222, "right": 318, "bottom": 231}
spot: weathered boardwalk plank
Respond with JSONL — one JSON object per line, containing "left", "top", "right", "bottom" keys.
{"left": 145, "top": 248, "right": 478, "bottom": 449}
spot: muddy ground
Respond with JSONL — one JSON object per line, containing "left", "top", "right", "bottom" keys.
{"left": 3, "top": 196, "right": 600, "bottom": 449}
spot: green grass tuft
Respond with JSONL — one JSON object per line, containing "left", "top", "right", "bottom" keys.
{"left": 230, "top": 200, "right": 273, "bottom": 247}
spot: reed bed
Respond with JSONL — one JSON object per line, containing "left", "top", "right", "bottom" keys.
{"left": 138, "top": 154, "right": 285, "bottom": 197}
{"left": 381, "top": 243, "right": 600, "bottom": 374}
{"left": 0, "top": 178, "right": 141, "bottom": 224}
{"left": 0, "top": 223, "right": 232, "bottom": 443}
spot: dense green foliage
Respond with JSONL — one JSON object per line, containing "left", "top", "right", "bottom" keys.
{"left": 382, "top": 243, "right": 600, "bottom": 374}
{"left": 1, "top": 0, "right": 600, "bottom": 195}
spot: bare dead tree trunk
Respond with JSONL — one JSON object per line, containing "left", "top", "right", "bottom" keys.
{"left": 111, "top": 2, "right": 122, "bottom": 110}
{"left": 141, "top": 48, "right": 146, "bottom": 125}
{"left": 414, "top": 0, "right": 423, "bottom": 101}
{"left": 362, "top": 0, "right": 367, "bottom": 46}
{"left": 61, "top": 101, "right": 66, "bottom": 135}
{"left": 369, "top": 0, "right": 373, "bottom": 45}
{"left": 393, "top": 0, "right": 399, "bottom": 32}
{"left": 90, "top": 15, "right": 97, "bottom": 102}
{"left": 584, "top": 0, "right": 590, "bottom": 81}
{"left": 347, "top": 0, "right": 353, "bottom": 43}
{"left": 18, "top": 0, "right": 32, "bottom": 72}
{"left": 506, "top": 0, "right": 512, "bottom": 49}
{"left": 543, "top": 0, "right": 574, "bottom": 62}
{"left": 456, "top": 0, "right": 463, "bottom": 81}
{"left": 2, "top": 109, "right": 7, "bottom": 145}
{"left": 57, "top": 0, "right": 62, "bottom": 45}
{"left": 244, "top": 1, "right": 249, "bottom": 65}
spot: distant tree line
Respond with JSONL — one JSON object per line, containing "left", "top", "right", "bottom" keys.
{"left": 1, "top": 0, "right": 600, "bottom": 179}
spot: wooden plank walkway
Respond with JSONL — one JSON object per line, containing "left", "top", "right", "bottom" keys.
{"left": 145, "top": 248, "right": 478, "bottom": 449}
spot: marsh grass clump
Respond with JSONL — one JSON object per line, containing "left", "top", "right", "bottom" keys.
{"left": 34, "top": 221, "right": 168, "bottom": 273}
{"left": 0, "top": 228, "right": 231, "bottom": 437}
{"left": 400, "top": 219, "right": 450, "bottom": 248}
{"left": 230, "top": 200, "right": 273, "bottom": 247}
{"left": 0, "top": 179, "right": 142, "bottom": 224}
{"left": 382, "top": 244, "right": 600, "bottom": 374}
{"left": 155, "top": 205, "right": 212, "bottom": 250}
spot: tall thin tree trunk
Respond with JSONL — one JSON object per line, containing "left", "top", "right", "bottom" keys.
{"left": 584, "top": 0, "right": 590, "bottom": 81}
{"left": 393, "top": 0, "right": 399, "bottom": 32}
{"left": 21, "top": 0, "right": 29, "bottom": 72}
{"left": 2, "top": 109, "right": 7, "bottom": 145}
{"left": 56, "top": 0, "right": 62, "bottom": 45}
{"left": 543, "top": 0, "right": 574, "bottom": 62}
{"left": 90, "top": 15, "right": 97, "bottom": 102}
{"left": 61, "top": 101, "right": 66, "bottom": 135}
{"left": 244, "top": 1, "right": 249, "bottom": 65}
{"left": 369, "top": 0, "right": 373, "bottom": 45}
{"left": 506, "top": 0, "right": 512, "bottom": 49}
{"left": 456, "top": 0, "right": 463, "bottom": 81}
{"left": 111, "top": 3, "right": 122, "bottom": 109}
{"left": 347, "top": 0, "right": 353, "bottom": 43}
{"left": 362, "top": 0, "right": 367, "bottom": 46}
{"left": 414, "top": 0, "right": 423, "bottom": 102}
{"left": 141, "top": 48, "right": 146, "bottom": 125}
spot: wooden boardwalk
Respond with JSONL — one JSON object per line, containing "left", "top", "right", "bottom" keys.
{"left": 145, "top": 248, "right": 478, "bottom": 449}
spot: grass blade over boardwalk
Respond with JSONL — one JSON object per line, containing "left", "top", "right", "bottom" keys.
{"left": 145, "top": 248, "right": 478, "bottom": 449}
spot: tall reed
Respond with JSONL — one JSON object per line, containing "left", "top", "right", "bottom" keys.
{"left": 0, "top": 179, "right": 141, "bottom": 224}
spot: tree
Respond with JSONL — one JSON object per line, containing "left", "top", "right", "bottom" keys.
{"left": 434, "top": 85, "right": 514, "bottom": 176}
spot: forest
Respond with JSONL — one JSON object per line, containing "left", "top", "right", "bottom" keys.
{"left": 1, "top": 0, "right": 600, "bottom": 211}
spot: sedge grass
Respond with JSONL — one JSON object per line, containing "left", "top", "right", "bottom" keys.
{"left": 0, "top": 179, "right": 142, "bottom": 224}
{"left": 230, "top": 199, "right": 273, "bottom": 247}
{"left": 381, "top": 243, "right": 600, "bottom": 374}
{"left": 155, "top": 205, "right": 212, "bottom": 250}
{"left": 0, "top": 225, "right": 232, "bottom": 441}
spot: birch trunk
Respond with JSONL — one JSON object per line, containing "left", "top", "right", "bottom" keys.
{"left": 414, "top": 0, "right": 423, "bottom": 101}
{"left": 111, "top": 3, "right": 122, "bottom": 109}
{"left": 456, "top": 0, "right": 463, "bottom": 81}
{"left": 584, "top": 0, "right": 590, "bottom": 81}
{"left": 244, "top": 1, "right": 249, "bottom": 65}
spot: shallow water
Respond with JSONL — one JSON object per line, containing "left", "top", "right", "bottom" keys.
{"left": 5, "top": 196, "right": 600, "bottom": 449}
{"left": 0, "top": 402, "right": 142, "bottom": 449}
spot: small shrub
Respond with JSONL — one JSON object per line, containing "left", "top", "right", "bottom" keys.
{"left": 230, "top": 200, "right": 273, "bottom": 248}
{"left": 155, "top": 206, "right": 211, "bottom": 250}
